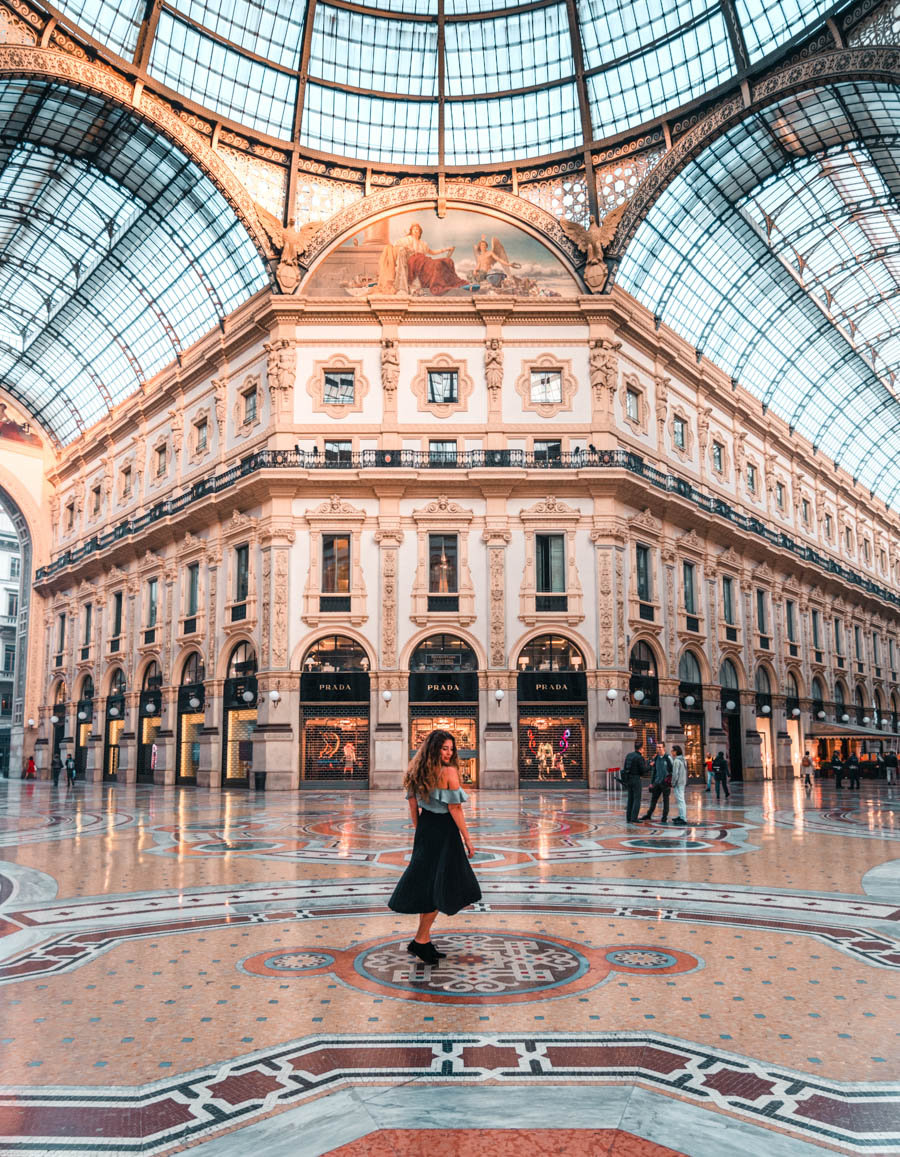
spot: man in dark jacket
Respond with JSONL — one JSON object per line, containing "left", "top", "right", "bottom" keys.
{"left": 847, "top": 752, "right": 861, "bottom": 789}
{"left": 639, "top": 743, "right": 673, "bottom": 823}
{"left": 50, "top": 752, "right": 62, "bottom": 787}
{"left": 885, "top": 749, "right": 897, "bottom": 785}
{"left": 832, "top": 752, "right": 845, "bottom": 789}
{"left": 712, "top": 751, "right": 730, "bottom": 800}
{"left": 621, "top": 739, "right": 647, "bottom": 823}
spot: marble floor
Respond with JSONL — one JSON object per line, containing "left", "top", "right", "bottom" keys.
{"left": 0, "top": 776, "right": 897, "bottom": 1156}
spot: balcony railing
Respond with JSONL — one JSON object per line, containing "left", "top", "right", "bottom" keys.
{"left": 32, "top": 447, "right": 900, "bottom": 611}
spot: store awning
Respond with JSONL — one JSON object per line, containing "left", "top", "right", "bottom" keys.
{"left": 810, "top": 721, "right": 896, "bottom": 741}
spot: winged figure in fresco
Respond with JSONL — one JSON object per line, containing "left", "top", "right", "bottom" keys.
{"left": 473, "top": 234, "right": 521, "bottom": 288}
{"left": 255, "top": 204, "right": 323, "bottom": 293}
{"left": 559, "top": 201, "right": 628, "bottom": 292}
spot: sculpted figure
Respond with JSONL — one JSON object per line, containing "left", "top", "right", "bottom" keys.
{"left": 559, "top": 202, "right": 628, "bottom": 293}
{"left": 256, "top": 205, "right": 322, "bottom": 293}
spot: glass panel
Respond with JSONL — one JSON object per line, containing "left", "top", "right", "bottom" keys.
{"left": 302, "top": 85, "right": 438, "bottom": 165}
{"left": 410, "top": 634, "right": 477, "bottom": 670}
{"left": 169, "top": 0, "right": 306, "bottom": 68}
{"left": 429, "top": 534, "right": 458, "bottom": 594}
{"left": 444, "top": 84, "right": 581, "bottom": 165}
{"left": 309, "top": 5, "right": 437, "bottom": 97}
{"left": 518, "top": 711, "right": 586, "bottom": 781}
{"left": 530, "top": 368, "right": 562, "bottom": 404}
{"left": 734, "top": 0, "right": 834, "bottom": 63}
{"left": 536, "top": 534, "right": 565, "bottom": 593}
{"left": 52, "top": 0, "right": 144, "bottom": 57}
{"left": 678, "top": 651, "right": 701, "bottom": 682}
{"left": 445, "top": 4, "right": 571, "bottom": 96}
{"left": 178, "top": 714, "right": 203, "bottom": 779}
{"left": 234, "top": 544, "right": 249, "bottom": 602}
{"left": 302, "top": 635, "right": 368, "bottom": 671}
{"left": 427, "top": 370, "right": 458, "bottom": 404}
{"left": 223, "top": 708, "right": 256, "bottom": 780}
{"left": 302, "top": 714, "right": 369, "bottom": 782}
{"left": 518, "top": 634, "right": 584, "bottom": 671}
{"left": 636, "top": 544, "right": 651, "bottom": 602}
{"left": 323, "top": 370, "right": 355, "bottom": 406}
{"left": 322, "top": 534, "right": 350, "bottom": 594}
{"left": 682, "top": 561, "right": 695, "bottom": 614}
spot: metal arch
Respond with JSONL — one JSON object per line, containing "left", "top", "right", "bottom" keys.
{"left": 607, "top": 50, "right": 900, "bottom": 265}
{"left": 0, "top": 346, "right": 87, "bottom": 435}
{"left": 785, "top": 344, "right": 868, "bottom": 431}
{"left": 832, "top": 395, "right": 897, "bottom": 464}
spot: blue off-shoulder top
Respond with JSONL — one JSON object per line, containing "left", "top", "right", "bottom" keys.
{"left": 408, "top": 786, "right": 469, "bottom": 814}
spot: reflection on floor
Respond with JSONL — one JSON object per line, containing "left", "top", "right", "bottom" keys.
{"left": 0, "top": 777, "right": 897, "bottom": 1155}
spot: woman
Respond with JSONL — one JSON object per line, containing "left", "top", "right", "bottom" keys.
{"left": 670, "top": 745, "right": 688, "bottom": 826}
{"left": 388, "top": 729, "right": 481, "bottom": 965}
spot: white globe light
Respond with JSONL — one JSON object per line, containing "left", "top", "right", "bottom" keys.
{"left": 494, "top": 688, "right": 504, "bottom": 703}
{"left": 77, "top": 710, "right": 87, "bottom": 721}
{"left": 725, "top": 699, "right": 736, "bottom": 711}
{"left": 841, "top": 713, "right": 850, "bottom": 722}
{"left": 606, "top": 688, "right": 618, "bottom": 701}
{"left": 684, "top": 695, "right": 696, "bottom": 708}
{"left": 792, "top": 707, "right": 801, "bottom": 717}
{"left": 27, "top": 717, "right": 35, "bottom": 728}
{"left": 817, "top": 710, "right": 825, "bottom": 719}
{"left": 50, "top": 714, "right": 59, "bottom": 724}
{"left": 241, "top": 689, "right": 255, "bottom": 703}
{"left": 189, "top": 696, "right": 201, "bottom": 710}
{"left": 146, "top": 701, "right": 157, "bottom": 714}
{"left": 268, "top": 689, "right": 281, "bottom": 704}
{"left": 382, "top": 689, "right": 392, "bottom": 703}
{"left": 762, "top": 704, "right": 771, "bottom": 715}
{"left": 863, "top": 715, "right": 871, "bottom": 725}
{"left": 108, "top": 706, "right": 119, "bottom": 717}
{"left": 633, "top": 689, "right": 645, "bottom": 702}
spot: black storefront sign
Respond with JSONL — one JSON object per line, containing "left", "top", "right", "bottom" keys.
{"left": 301, "top": 672, "right": 369, "bottom": 702}
{"left": 517, "top": 671, "right": 586, "bottom": 701}
{"left": 409, "top": 672, "right": 478, "bottom": 702}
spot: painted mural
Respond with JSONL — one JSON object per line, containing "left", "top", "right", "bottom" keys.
{"left": 0, "top": 400, "right": 40, "bottom": 447}
{"left": 304, "top": 209, "right": 578, "bottom": 299}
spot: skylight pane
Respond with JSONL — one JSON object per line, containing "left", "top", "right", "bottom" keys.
{"left": 445, "top": 5, "right": 572, "bottom": 96}
{"left": 168, "top": 0, "right": 305, "bottom": 69}
{"left": 53, "top": 0, "right": 143, "bottom": 58}
{"left": 445, "top": 83, "right": 581, "bottom": 165}
{"left": 735, "top": 0, "right": 834, "bottom": 63}
{"left": 309, "top": 6, "right": 438, "bottom": 97}
{"left": 301, "top": 85, "right": 438, "bottom": 165}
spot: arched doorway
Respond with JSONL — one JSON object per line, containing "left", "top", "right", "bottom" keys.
{"left": 0, "top": 494, "right": 30, "bottom": 779}
{"left": 785, "top": 671, "right": 803, "bottom": 775}
{"left": 855, "top": 684, "right": 866, "bottom": 727}
{"left": 811, "top": 677, "right": 828, "bottom": 766}
{"left": 74, "top": 674, "right": 94, "bottom": 780}
{"left": 176, "top": 652, "right": 205, "bottom": 786}
{"left": 222, "top": 642, "right": 257, "bottom": 787}
{"left": 719, "top": 659, "right": 743, "bottom": 781}
{"left": 137, "top": 661, "right": 163, "bottom": 784}
{"left": 104, "top": 668, "right": 126, "bottom": 782}
{"left": 300, "top": 635, "right": 370, "bottom": 786}
{"left": 629, "top": 642, "right": 660, "bottom": 759}
{"left": 678, "top": 649, "right": 705, "bottom": 780}
{"left": 49, "top": 683, "right": 66, "bottom": 766}
{"left": 755, "top": 667, "right": 773, "bottom": 778}
{"left": 516, "top": 634, "right": 587, "bottom": 786}
{"left": 408, "top": 634, "right": 479, "bottom": 787}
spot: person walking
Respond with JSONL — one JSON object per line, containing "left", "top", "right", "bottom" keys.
{"left": 712, "top": 751, "right": 730, "bottom": 800}
{"left": 50, "top": 752, "right": 62, "bottom": 787}
{"left": 621, "top": 739, "right": 647, "bottom": 824}
{"left": 639, "top": 743, "right": 673, "bottom": 823}
{"left": 389, "top": 729, "right": 481, "bottom": 965}
{"left": 671, "top": 744, "right": 688, "bottom": 825}
{"left": 800, "top": 751, "right": 813, "bottom": 788}
{"left": 704, "top": 754, "right": 713, "bottom": 793}
{"left": 64, "top": 753, "right": 76, "bottom": 788}
{"left": 847, "top": 752, "right": 861, "bottom": 790}
{"left": 832, "top": 751, "right": 845, "bottom": 789}
{"left": 885, "top": 749, "right": 897, "bottom": 785}
{"left": 23, "top": 755, "right": 36, "bottom": 780}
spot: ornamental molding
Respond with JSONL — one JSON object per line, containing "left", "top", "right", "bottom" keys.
{"left": 520, "top": 496, "right": 581, "bottom": 519}
{"left": 307, "top": 495, "right": 366, "bottom": 518}
{"left": 413, "top": 495, "right": 473, "bottom": 521}
{"left": 629, "top": 508, "right": 663, "bottom": 536}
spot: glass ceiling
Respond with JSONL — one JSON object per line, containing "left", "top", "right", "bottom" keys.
{"left": 0, "top": 79, "right": 268, "bottom": 444}
{"left": 618, "top": 82, "right": 900, "bottom": 507}
{"left": 49, "top": 0, "right": 836, "bottom": 165}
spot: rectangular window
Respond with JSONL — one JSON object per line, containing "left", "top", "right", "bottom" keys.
{"left": 0, "top": 692, "right": 11, "bottom": 715}
{"left": 712, "top": 441, "right": 723, "bottom": 472}
{"left": 756, "top": 588, "right": 767, "bottom": 633}
{"left": 427, "top": 369, "right": 458, "bottom": 404}
{"left": 722, "top": 575, "right": 734, "bottom": 624}
{"left": 824, "top": 513, "right": 833, "bottom": 538}
{"left": 536, "top": 534, "right": 566, "bottom": 593}
{"left": 530, "top": 368, "right": 562, "bottom": 405}
{"left": 880, "top": 548, "right": 886, "bottom": 570}
{"left": 673, "top": 416, "right": 686, "bottom": 450}
{"left": 9, "top": 556, "right": 19, "bottom": 580}
{"left": 855, "top": 625, "right": 862, "bottom": 660}
{"left": 186, "top": 562, "right": 200, "bottom": 616}
{"left": 6, "top": 591, "right": 16, "bottom": 617}
{"left": 801, "top": 498, "right": 810, "bottom": 524}
{"left": 891, "top": 636, "right": 896, "bottom": 671}
{"left": 121, "top": 466, "right": 132, "bottom": 497}
{"left": 91, "top": 486, "right": 101, "bottom": 515}
{"left": 156, "top": 446, "right": 166, "bottom": 476}
{"left": 682, "top": 561, "right": 696, "bottom": 615}
{"left": 2, "top": 646, "right": 13, "bottom": 674}
{"left": 863, "top": 540, "right": 871, "bottom": 563}
{"left": 428, "top": 534, "right": 458, "bottom": 594}
{"left": 636, "top": 543, "right": 652, "bottom": 602}
{"left": 429, "top": 439, "right": 457, "bottom": 464}
{"left": 234, "top": 544, "right": 249, "bottom": 603}
{"left": 533, "top": 439, "right": 562, "bottom": 462}
{"left": 147, "top": 577, "right": 158, "bottom": 628}
{"left": 625, "top": 387, "right": 640, "bottom": 423}
{"left": 747, "top": 463, "right": 757, "bottom": 492}
{"left": 57, "top": 612, "right": 66, "bottom": 653}
{"left": 834, "top": 617, "right": 843, "bottom": 655}
{"left": 873, "top": 633, "right": 880, "bottom": 665}
{"left": 65, "top": 504, "right": 74, "bottom": 531}
{"left": 845, "top": 527, "right": 853, "bottom": 550}
{"left": 812, "top": 608, "right": 821, "bottom": 649}
{"left": 82, "top": 602, "right": 92, "bottom": 646}
{"left": 242, "top": 387, "right": 257, "bottom": 424}
{"left": 195, "top": 419, "right": 208, "bottom": 452}
{"left": 775, "top": 482, "right": 784, "bottom": 509}
{"left": 323, "top": 370, "right": 355, "bottom": 406}
{"left": 324, "top": 440, "right": 352, "bottom": 463}
{"left": 786, "top": 599, "right": 796, "bottom": 642}
{"left": 322, "top": 534, "right": 350, "bottom": 594}
{"left": 112, "top": 590, "right": 123, "bottom": 638}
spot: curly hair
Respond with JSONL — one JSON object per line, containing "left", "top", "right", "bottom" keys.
{"left": 403, "top": 729, "right": 458, "bottom": 799}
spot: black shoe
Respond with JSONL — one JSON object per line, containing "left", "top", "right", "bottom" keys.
{"left": 407, "top": 939, "right": 440, "bottom": 965}
{"left": 431, "top": 944, "right": 448, "bottom": 958}
{"left": 672, "top": 817, "right": 687, "bottom": 825}
{"left": 637, "top": 815, "right": 651, "bottom": 822}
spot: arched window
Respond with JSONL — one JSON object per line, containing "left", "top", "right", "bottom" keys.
{"left": 227, "top": 642, "right": 257, "bottom": 678}
{"left": 855, "top": 685, "right": 866, "bottom": 710}
{"left": 54, "top": 682, "right": 66, "bottom": 705}
{"left": 755, "top": 667, "right": 771, "bottom": 695}
{"left": 518, "top": 634, "right": 585, "bottom": 672}
{"left": 181, "top": 652, "right": 205, "bottom": 684}
{"left": 834, "top": 682, "right": 845, "bottom": 707}
{"left": 786, "top": 672, "right": 799, "bottom": 699}
{"left": 678, "top": 650, "right": 702, "bottom": 684}
{"left": 303, "top": 635, "right": 369, "bottom": 671}
{"left": 410, "top": 634, "right": 477, "bottom": 671}
{"left": 629, "top": 641, "right": 657, "bottom": 677}
{"left": 142, "top": 661, "right": 162, "bottom": 689}
{"left": 811, "top": 677, "right": 824, "bottom": 704}
{"left": 874, "top": 687, "right": 884, "bottom": 713}
{"left": 79, "top": 674, "right": 94, "bottom": 701}
{"left": 719, "top": 659, "right": 738, "bottom": 689}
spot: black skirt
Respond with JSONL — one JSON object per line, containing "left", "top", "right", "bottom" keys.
{"left": 388, "top": 808, "right": 482, "bottom": 916}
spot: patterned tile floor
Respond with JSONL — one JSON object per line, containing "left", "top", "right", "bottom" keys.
{"left": 0, "top": 777, "right": 897, "bottom": 1155}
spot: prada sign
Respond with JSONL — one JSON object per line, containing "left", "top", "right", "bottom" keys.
{"left": 409, "top": 672, "right": 478, "bottom": 702}
{"left": 517, "top": 671, "right": 586, "bottom": 701}
{"left": 302, "top": 672, "right": 369, "bottom": 702}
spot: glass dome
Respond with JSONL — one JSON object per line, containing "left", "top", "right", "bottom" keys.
{"left": 49, "top": 0, "right": 836, "bottom": 166}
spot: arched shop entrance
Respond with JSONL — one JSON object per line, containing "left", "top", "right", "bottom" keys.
{"left": 74, "top": 675, "right": 93, "bottom": 780}
{"left": 812, "top": 677, "right": 828, "bottom": 766}
{"left": 755, "top": 667, "right": 774, "bottom": 779}
{"left": 222, "top": 642, "right": 257, "bottom": 787}
{"left": 176, "top": 652, "right": 205, "bottom": 786}
{"left": 629, "top": 642, "right": 660, "bottom": 755}
{"left": 104, "top": 668, "right": 126, "bottom": 782}
{"left": 137, "top": 662, "right": 163, "bottom": 784}
{"left": 300, "top": 635, "right": 370, "bottom": 787}
{"left": 719, "top": 659, "right": 743, "bottom": 781}
{"left": 408, "top": 634, "right": 479, "bottom": 787}
{"left": 516, "top": 634, "right": 587, "bottom": 786}
{"left": 678, "top": 650, "right": 705, "bottom": 779}
{"left": 785, "top": 671, "right": 803, "bottom": 774}
{"left": 49, "top": 683, "right": 66, "bottom": 765}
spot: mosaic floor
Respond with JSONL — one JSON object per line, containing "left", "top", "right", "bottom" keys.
{"left": 0, "top": 777, "right": 897, "bottom": 1156}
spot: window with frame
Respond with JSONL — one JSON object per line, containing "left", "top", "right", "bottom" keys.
{"left": 65, "top": 503, "right": 74, "bottom": 531}
{"left": 891, "top": 636, "right": 896, "bottom": 671}
{"left": 155, "top": 445, "right": 166, "bottom": 476}
{"left": 863, "top": 539, "right": 871, "bottom": 563}
{"left": 323, "top": 370, "right": 355, "bottom": 407}
{"left": 428, "top": 534, "right": 458, "bottom": 594}
{"left": 801, "top": 498, "right": 810, "bottom": 524}
{"left": 121, "top": 465, "right": 132, "bottom": 497}
{"left": 324, "top": 440, "right": 352, "bottom": 463}
{"left": 427, "top": 369, "right": 458, "bottom": 405}
{"left": 186, "top": 562, "right": 200, "bottom": 617}
{"left": 775, "top": 482, "right": 784, "bottom": 509}
{"left": 845, "top": 526, "right": 853, "bottom": 551}
{"left": 82, "top": 602, "right": 92, "bottom": 647}
{"left": 636, "top": 543, "right": 652, "bottom": 602}
{"left": 321, "top": 534, "right": 350, "bottom": 594}
{"left": 786, "top": 599, "right": 796, "bottom": 642}
{"left": 536, "top": 534, "right": 565, "bottom": 594}
{"left": 6, "top": 592, "right": 17, "bottom": 618}
{"left": 112, "top": 590, "right": 123, "bottom": 638}
{"left": 9, "top": 556, "right": 18, "bottom": 580}
{"left": 242, "top": 385, "right": 257, "bottom": 424}
{"left": 429, "top": 439, "right": 457, "bottom": 465}
{"left": 854, "top": 624, "right": 862, "bottom": 660}
{"left": 673, "top": 415, "right": 686, "bottom": 450}
{"left": 873, "top": 632, "right": 881, "bottom": 665}
{"left": 756, "top": 588, "right": 767, "bottom": 633}
{"left": 746, "top": 463, "right": 757, "bottom": 492}
{"left": 534, "top": 439, "right": 562, "bottom": 462}
{"left": 834, "top": 617, "right": 843, "bottom": 655}
{"left": 682, "top": 560, "right": 696, "bottom": 615}
{"left": 712, "top": 441, "right": 724, "bottom": 472}
{"left": 0, "top": 692, "right": 11, "bottom": 715}
{"left": 824, "top": 513, "right": 833, "bottom": 539}
{"left": 880, "top": 548, "right": 886, "bottom": 570}
{"left": 722, "top": 575, "right": 734, "bottom": 624}
{"left": 2, "top": 646, "right": 13, "bottom": 674}
{"left": 56, "top": 612, "right": 66, "bottom": 655}
{"left": 91, "top": 486, "right": 101, "bottom": 516}
{"left": 812, "top": 608, "right": 821, "bottom": 649}
{"left": 625, "top": 387, "right": 640, "bottom": 423}
{"left": 146, "top": 578, "right": 158, "bottom": 628}
{"left": 234, "top": 544, "right": 249, "bottom": 603}
{"left": 195, "top": 418, "right": 208, "bottom": 453}
{"left": 530, "top": 368, "right": 562, "bottom": 405}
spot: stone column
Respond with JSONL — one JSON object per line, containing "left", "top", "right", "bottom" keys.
{"left": 481, "top": 526, "right": 515, "bottom": 789}
{"left": 740, "top": 690, "right": 764, "bottom": 781}
{"left": 118, "top": 691, "right": 138, "bottom": 784}
{"left": 197, "top": 682, "right": 223, "bottom": 790}
{"left": 582, "top": 305, "right": 621, "bottom": 450}
{"left": 252, "top": 528, "right": 298, "bottom": 790}
{"left": 590, "top": 521, "right": 631, "bottom": 787}
{"left": 85, "top": 708, "right": 103, "bottom": 783}
{"left": 154, "top": 685, "right": 177, "bottom": 786}
{"left": 372, "top": 525, "right": 404, "bottom": 789}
